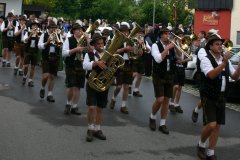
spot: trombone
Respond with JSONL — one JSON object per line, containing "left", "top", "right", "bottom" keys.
{"left": 168, "top": 32, "right": 192, "bottom": 60}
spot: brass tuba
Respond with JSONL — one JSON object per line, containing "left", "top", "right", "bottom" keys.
{"left": 87, "top": 28, "right": 128, "bottom": 92}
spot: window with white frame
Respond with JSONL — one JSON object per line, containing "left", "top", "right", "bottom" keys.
{"left": 237, "top": 31, "right": 240, "bottom": 45}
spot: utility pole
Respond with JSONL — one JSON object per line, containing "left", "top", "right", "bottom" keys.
{"left": 153, "top": 0, "right": 156, "bottom": 27}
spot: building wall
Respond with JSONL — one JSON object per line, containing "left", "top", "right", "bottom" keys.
{"left": 194, "top": 10, "right": 231, "bottom": 40}
{"left": 230, "top": 0, "right": 240, "bottom": 46}
{"left": 0, "top": 0, "right": 22, "bottom": 16}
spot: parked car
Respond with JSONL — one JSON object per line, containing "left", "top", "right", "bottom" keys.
{"left": 227, "top": 51, "right": 240, "bottom": 99}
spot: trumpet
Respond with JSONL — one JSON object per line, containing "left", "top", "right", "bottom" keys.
{"left": 49, "top": 29, "right": 63, "bottom": 47}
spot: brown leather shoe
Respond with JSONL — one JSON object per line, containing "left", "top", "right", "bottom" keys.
{"left": 109, "top": 99, "right": 116, "bottom": 109}
{"left": 120, "top": 106, "right": 129, "bottom": 114}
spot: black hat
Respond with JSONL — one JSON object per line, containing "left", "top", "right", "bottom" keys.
{"left": 0, "top": 16, "right": 5, "bottom": 20}
{"left": 18, "top": 15, "right": 27, "bottom": 21}
{"left": 7, "top": 12, "right": 14, "bottom": 17}
{"left": 159, "top": 27, "right": 170, "bottom": 35}
{"left": 119, "top": 25, "right": 129, "bottom": 31}
{"left": 101, "top": 28, "right": 110, "bottom": 36}
{"left": 205, "top": 33, "right": 224, "bottom": 50}
{"left": 70, "top": 23, "right": 85, "bottom": 34}
{"left": 175, "top": 29, "right": 184, "bottom": 35}
{"left": 90, "top": 33, "right": 104, "bottom": 45}
{"left": 30, "top": 20, "right": 40, "bottom": 27}
{"left": 47, "top": 21, "right": 58, "bottom": 28}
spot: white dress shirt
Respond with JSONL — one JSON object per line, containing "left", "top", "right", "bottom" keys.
{"left": 151, "top": 41, "right": 167, "bottom": 63}
{"left": 83, "top": 49, "right": 103, "bottom": 71}
{"left": 200, "top": 52, "right": 236, "bottom": 92}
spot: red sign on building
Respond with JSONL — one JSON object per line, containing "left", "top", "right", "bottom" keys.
{"left": 202, "top": 15, "right": 219, "bottom": 25}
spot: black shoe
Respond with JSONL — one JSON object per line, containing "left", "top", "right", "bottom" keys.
{"left": 47, "top": 95, "right": 55, "bottom": 102}
{"left": 197, "top": 145, "right": 206, "bottom": 159}
{"left": 133, "top": 91, "right": 143, "bottom": 97}
{"left": 159, "top": 125, "right": 169, "bottom": 135}
{"left": 93, "top": 130, "right": 106, "bottom": 140}
{"left": 40, "top": 89, "right": 45, "bottom": 98}
{"left": 192, "top": 110, "right": 199, "bottom": 123}
{"left": 64, "top": 104, "right": 71, "bottom": 115}
{"left": 28, "top": 81, "right": 34, "bottom": 87}
{"left": 128, "top": 87, "right": 132, "bottom": 95}
{"left": 206, "top": 155, "right": 217, "bottom": 160}
{"left": 6, "top": 63, "right": 11, "bottom": 67}
{"left": 86, "top": 130, "right": 94, "bottom": 142}
{"left": 22, "top": 77, "right": 26, "bottom": 85}
{"left": 120, "top": 106, "right": 129, "bottom": 114}
{"left": 18, "top": 71, "right": 23, "bottom": 76}
{"left": 71, "top": 107, "right": 81, "bottom": 115}
{"left": 149, "top": 117, "right": 156, "bottom": 131}
{"left": 175, "top": 106, "right": 183, "bottom": 113}
{"left": 169, "top": 104, "right": 176, "bottom": 113}
{"left": 2, "top": 61, "right": 6, "bottom": 67}
{"left": 109, "top": 99, "right": 116, "bottom": 109}
{"left": 14, "top": 68, "right": 18, "bottom": 75}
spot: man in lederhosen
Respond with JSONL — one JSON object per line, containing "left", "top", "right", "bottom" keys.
{"left": 169, "top": 29, "right": 191, "bottom": 113}
{"left": 196, "top": 34, "right": 240, "bottom": 160}
{"left": 83, "top": 33, "right": 108, "bottom": 142}
{"left": 38, "top": 21, "right": 63, "bottom": 102}
{"left": 22, "top": 20, "right": 40, "bottom": 87}
{"left": 62, "top": 23, "right": 87, "bottom": 115}
{"left": 131, "top": 29, "right": 150, "bottom": 97}
{"left": 109, "top": 22, "right": 133, "bottom": 114}
{"left": 149, "top": 27, "right": 176, "bottom": 135}
{"left": 14, "top": 15, "right": 27, "bottom": 76}
{"left": 1, "top": 12, "right": 17, "bottom": 67}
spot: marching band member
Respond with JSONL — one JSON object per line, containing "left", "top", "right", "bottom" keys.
{"left": 38, "top": 21, "right": 63, "bottom": 102}
{"left": 62, "top": 23, "right": 87, "bottom": 115}
{"left": 196, "top": 33, "right": 240, "bottom": 160}
{"left": 109, "top": 22, "right": 133, "bottom": 114}
{"left": 83, "top": 33, "right": 108, "bottom": 142}
{"left": 169, "top": 29, "right": 191, "bottom": 113}
{"left": 14, "top": 15, "right": 28, "bottom": 76}
{"left": 132, "top": 30, "right": 149, "bottom": 97}
{"left": 22, "top": 20, "right": 40, "bottom": 87}
{"left": 1, "top": 12, "right": 17, "bottom": 67}
{"left": 149, "top": 27, "right": 176, "bottom": 134}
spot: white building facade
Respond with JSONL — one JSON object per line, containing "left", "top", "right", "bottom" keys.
{"left": 0, "top": 0, "right": 23, "bottom": 17}
{"left": 230, "top": 0, "right": 240, "bottom": 46}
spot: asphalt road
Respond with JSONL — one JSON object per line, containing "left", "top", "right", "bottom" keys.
{"left": 0, "top": 64, "right": 240, "bottom": 160}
